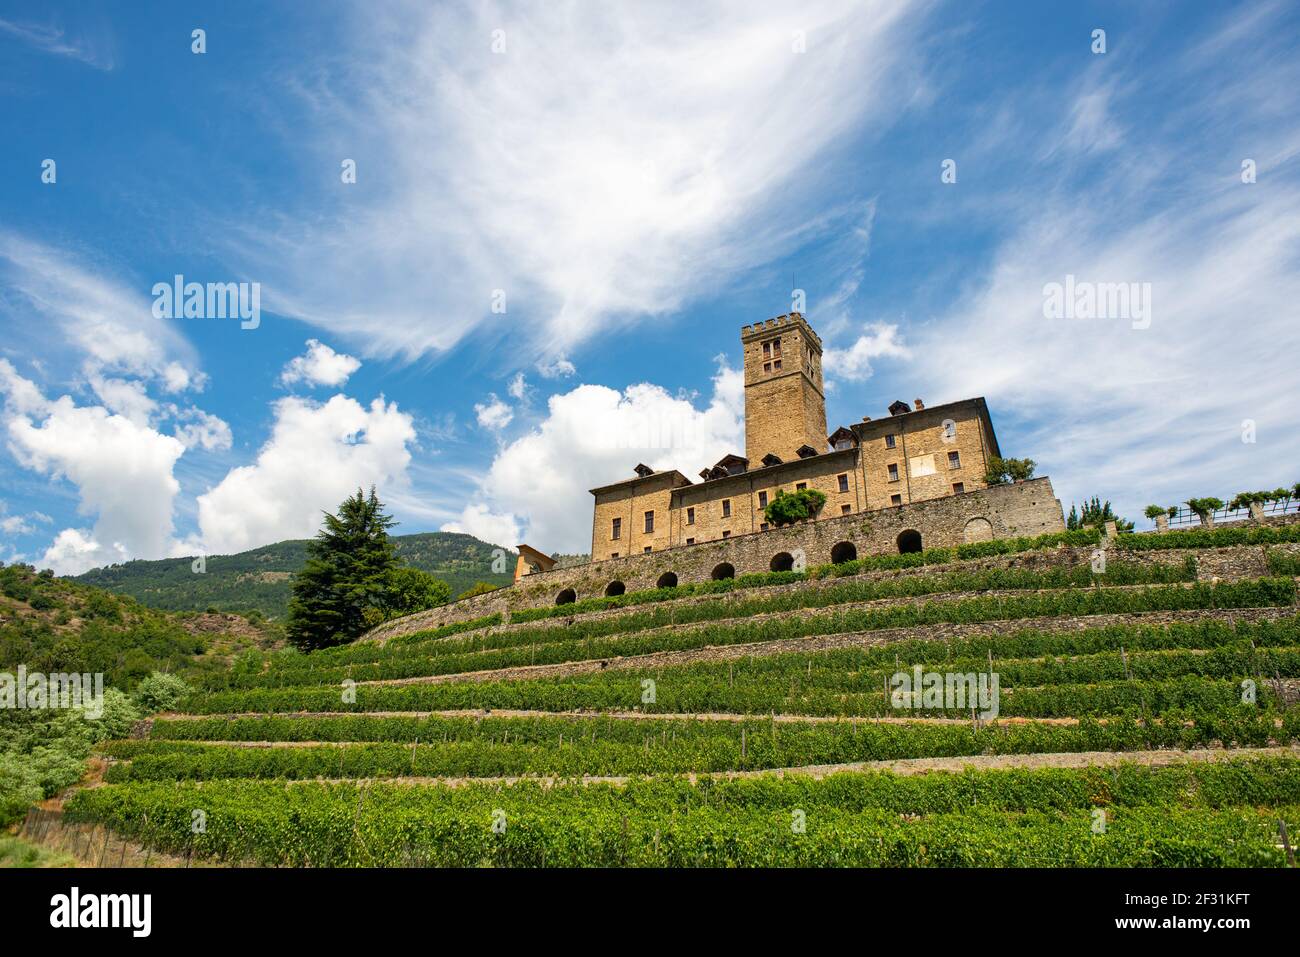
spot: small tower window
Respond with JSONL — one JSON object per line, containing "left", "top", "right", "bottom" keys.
{"left": 611, "top": 517, "right": 621, "bottom": 540}
{"left": 644, "top": 511, "right": 654, "bottom": 533}
{"left": 885, "top": 434, "right": 897, "bottom": 449}
{"left": 722, "top": 499, "right": 731, "bottom": 518}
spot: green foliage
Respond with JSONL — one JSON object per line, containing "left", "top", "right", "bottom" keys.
{"left": 1118, "top": 521, "right": 1300, "bottom": 551}
{"left": 66, "top": 765, "right": 1300, "bottom": 867}
{"left": 983, "top": 456, "right": 1036, "bottom": 485}
{"left": 285, "top": 488, "right": 400, "bottom": 651}
{"left": 381, "top": 566, "right": 452, "bottom": 619}
{"left": 1068, "top": 496, "right": 1134, "bottom": 533}
{"left": 1144, "top": 505, "right": 1169, "bottom": 520}
{"left": 1185, "top": 497, "right": 1225, "bottom": 521}
{"left": 0, "top": 689, "right": 140, "bottom": 826}
{"left": 134, "top": 671, "right": 192, "bottom": 713}
{"left": 457, "top": 581, "right": 501, "bottom": 600}
{"left": 763, "top": 488, "right": 827, "bottom": 527}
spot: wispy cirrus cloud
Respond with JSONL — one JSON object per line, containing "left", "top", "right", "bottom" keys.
{"left": 222, "top": 0, "right": 933, "bottom": 367}
{"left": 0, "top": 16, "right": 114, "bottom": 70}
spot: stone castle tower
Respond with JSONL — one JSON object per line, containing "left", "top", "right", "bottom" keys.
{"left": 741, "top": 314, "right": 827, "bottom": 463}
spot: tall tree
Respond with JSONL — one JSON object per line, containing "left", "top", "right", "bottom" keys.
{"left": 286, "top": 488, "right": 399, "bottom": 651}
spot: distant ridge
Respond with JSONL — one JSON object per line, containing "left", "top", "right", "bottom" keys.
{"left": 74, "top": 532, "right": 518, "bottom": 619}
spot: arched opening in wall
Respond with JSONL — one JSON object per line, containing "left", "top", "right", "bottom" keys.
{"left": 963, "top": 517, "right": 994, "bottom": 544}
{"left": 770, "top": 552, "right": 795, "bottom": 572}
{"left": 711, "top": 562, "right": 735, "bottom": 581}
{"left": 656, "top": 572, "right": 678, "bottom": 589}
{"left": 896, "top": 530, "right": 923, "bottom": 554}
{"left": 555, "top": 588, "right": 576, "bottom": 605}
{"left": 604, "top": 580, "right": 626, "bottom": 597}
{"left": 830, "top": 541, "right": 857, "bottom": 565}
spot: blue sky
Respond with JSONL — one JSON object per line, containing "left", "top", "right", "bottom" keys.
{"left": 1, "top": 0, "right": 1298, "bottom": 573}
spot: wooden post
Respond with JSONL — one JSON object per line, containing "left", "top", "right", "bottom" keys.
{"left": 1120, "top": 645, "right": 1130, "bottom": 681}
{"left": 741, "top": 728, "right": 747, "bottom": 763}
{"left": 1281, "top": 819, "right": 1296, "bottom": 867}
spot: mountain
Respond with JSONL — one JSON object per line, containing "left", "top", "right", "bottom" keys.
{"left": 73, "top": 532, "right": 518, "bottom": 620}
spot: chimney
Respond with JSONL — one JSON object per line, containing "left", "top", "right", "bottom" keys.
{"left": 913, "top": 398, "right": 925, "bottom": 411}
{"left": 861, "top": 416, "right": 872, "bottom": 422}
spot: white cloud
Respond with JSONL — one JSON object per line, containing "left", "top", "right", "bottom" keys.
{"left": 0, "top": 367, "right": 186, "bottom": 575}
{"left": 537, "top": 357, "right": 577, "bottom": 380}
{"left": 441, "top": 503, "right": 521, "bottom": 550}
{"left": 507, "top": 373, "right": 527, "bottom": 400}
{"left": 279, "top": 339, "right": 362, "bottom": 388}
{"left": 822, "top": 322, "right": 911, "bottom": 382}
{"left": 87, "top": 374, "right": 156, "bottom": 426}
{"left": 169, "top": 406, "right": 233, "bottom": 452}
{"left": 447, "top": 359, "right": 743, "bottom": 553}
{"left": 0, "top": 234, "right": 200, "bottom": 391}
{"left": 195, "top": 394, "right": 416, "bottom": 554}
{"left": 0, "top": 17, "right": 115, "bottom": 70}
{"left": 474, "top": 394, "right": 514, "bottom": 431}
{"left": 910, "top": 14, "right": 1300, "bottom": 527}
{"left": 223, "top": 0, "right": 927, "bottom": 362}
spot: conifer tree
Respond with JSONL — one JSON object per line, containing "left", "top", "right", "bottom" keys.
{"left": 286, "top": 487, "right": 399, "bottom": 651}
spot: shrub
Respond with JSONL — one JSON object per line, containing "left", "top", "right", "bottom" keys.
{"left": 764, "top": 488, "right": 827, "bottom": 527}
{"left": 983, "top": 456, "right": 1036, "bottom": 485}
{"left": 134, "top": 672, "right": 192, "bottom": 713}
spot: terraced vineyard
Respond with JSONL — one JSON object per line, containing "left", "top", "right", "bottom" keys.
{"left": 63, "top": 526, "right": 1300, "bottom": 867}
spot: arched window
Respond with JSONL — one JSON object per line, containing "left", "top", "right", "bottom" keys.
{"left": 830, "top": 541, "right": 857, "bottom": 565}
{"left": 711, "top": 562, "right": 735, "bottom": 580}
{"left": 896, "top": 530, "right": 923, "bottom": 554}
{"left": 604, "top": 580, "right": 626, "bottom": 597}
{"left": 656, "top": 572, "right": 678, "bottom": 589}
{"left": 770, "top": 552, "right": 795, "bottom": 572}
{"left": 555, "top": 588, "right": 576, "bottom": 605}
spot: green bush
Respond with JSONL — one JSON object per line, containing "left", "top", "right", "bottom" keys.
{"left": 134, "top": 671, "right": 192, "bottom": 713}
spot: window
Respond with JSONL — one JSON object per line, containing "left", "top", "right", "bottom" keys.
{"left": 644, "top": 511, "right": 654, "bottom": 533}
{"left": 841, "top": 504, "right": 851, "bottom": 515}
{"left": 610, "top": 552, "right": 619, "bottom": 558}
{"left": 763, "top": 362, "right": 772, "bottom": 373}
{"left": 722, "top": 530, "right": 731, "bottom": 538}
{"left": 890, "top": 494, "right": 902, "bottom": 506}
{"left": 885, "top": 434, "right": 897, "bottom": 449}
{"left": 772, "top": 337, "right": 781, "bottom": 355}
{"left": 948, "top": 451, "right": 961, "bottom": 469}
{"left": 722, "top": 499, "right": 731, "bottom": 518}
{"left": 837, "top": 473, "right": 849, "bottom": 493}
{"left": 953, "top": 482, "right": 965, "bottom": 494}
{"left": 760, "top": 522, "right": 769, "bottom": 531}
{"left": 686, "top": 507, "right": 695, "bottom": 525}
{"left": 887, "top": 463, "right": 899, "bottom": 482}
{"left": 611, "top": 517, "right": 621, "bottom": 540}
{"left": 758, "top": 491, "right": 768, "bottom": 507}
{"left": 773, "top": 359, "right": 782, "bottom": 371}
{"left": 795, "top": 482, "right": 807, "bottom": 491}
{"left": 644, "top": 546, "right": 652, "bottom": 553}
{"left": 686, "top": 537, "right": 695, "bottom": 545}
{"left": 763, "top": 341, "right": 771, "bottom": 357}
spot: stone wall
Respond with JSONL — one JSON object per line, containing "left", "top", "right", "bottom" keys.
{"left": 364, "top": 476, "right": 1066, "bottom": 640}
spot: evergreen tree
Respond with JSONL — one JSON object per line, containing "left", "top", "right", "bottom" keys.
{"left": 286, "top": 488, "right": 399, "bottom": 651}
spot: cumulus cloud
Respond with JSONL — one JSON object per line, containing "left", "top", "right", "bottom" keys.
{"left": 169, "top": 406, "right": 234, "bottom": 452}
{"left": 279, "top": 339, "right": 363, "bottom": 388}
{"left": 445, "top": 360, "right": 743, "bottom": 553}
{"left": 194, "top": 394, "right": 416, "bottom": 554}
{"left": 507, "top": 373, "right": 527, "bottom": 400}
{"left": 474, "top": 394, "right": 514, "bottom": 431}
{"left": 441, "top": 502, "right": 522, "bottom": 550}
{"left": 0, "top": 365, "right": 186, "bottom": 575}
{"left": 822, "top": 323, "right": 911, "bottom": 382}
{"left": 537, "top": 357, "right": 577, "bottom": 380}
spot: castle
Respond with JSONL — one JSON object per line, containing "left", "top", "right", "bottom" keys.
{"left": 588, "top": 313, "right": 1029, "bottom": 563}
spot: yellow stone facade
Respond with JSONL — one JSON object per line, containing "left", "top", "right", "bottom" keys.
{"left": 590, "top": 313, "right": 1006, "bottom": 561}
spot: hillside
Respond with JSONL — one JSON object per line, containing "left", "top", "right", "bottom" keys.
{"left": 1, "top": 561, "right": 282, "bottom": 686}
{"left": 74, "top": 532, "right": 519, "bottom": 619}
{"left": 35, "top": 519, "right": 1300, "bottom": 867}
